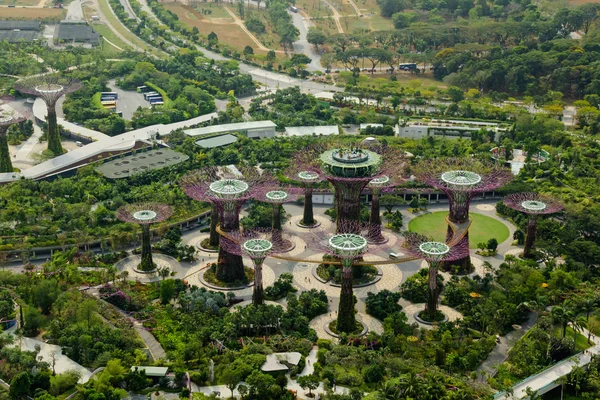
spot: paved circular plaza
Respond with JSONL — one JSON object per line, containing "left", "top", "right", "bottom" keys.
{"left": 309, "top": 311, "right": 384, "bottom": 339}
{"left": 288, "top": 214, "right": 334, "bottom": 233}
{"left": 292, "top": 257, "right": 403, "bottom": 299}
{"left": 115, "top": 254, "right": 183, "bottom": 283}
{"left": 197, "top": 262, "right": 276, "bottom": 296}
{"left": 401, "top": 302, "right": 463, "bottom": 329}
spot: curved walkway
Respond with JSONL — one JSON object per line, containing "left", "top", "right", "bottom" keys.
{"left": 494, "top": 327, "right": 600, "bottom": 400}
{"left": 322, "top": 0, "right": 344, "bottom": 33}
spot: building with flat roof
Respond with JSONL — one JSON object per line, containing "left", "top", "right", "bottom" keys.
{"left": 284, "top": 125, "right": 339, "bottom": 137}
{"left": 0, "top": 20, "right": 41, "bottom": 43}
{"left": 195, "top": 133, "right": 238, "bottom": 149}
{"left": 130, "top": 366, "right": 169, "bottom": 377}
{"left": 184, "top": 121, "right": 276, "bottom": 140}
{"left": 397, "top": 118, "right": 510, "bottom": 142}
{"left": 54, "top": 21, "right": 100, "bottom": 46}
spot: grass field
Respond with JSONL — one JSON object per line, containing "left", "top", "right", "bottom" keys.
{"left": 335, "top": 71, "right": 447, "bottom": 91}
{"left": 97, "top": 0, "right": 161, "bottom": 56}
{"left": 0, "top": 0, "right": 41, "bottom": 5}
{"left": 231, "top": 8, "right": 284, "bottom": 51}
{"left": 408, "top": 211, "right": 510, "bottom": 248}
{"left": 553, "top": 327, "right": 592, "bottom": 351}
{"left": 190, "top": 2, "right": 233, "bottom": 21}
{"left": 0, "top": 7, "right": 64, "bottom": 19}
{"left": 164, "top": 2, "right": 257, "bottom": 51}
{"left": 312, "top": 17, "right": 340, "bottom": 35}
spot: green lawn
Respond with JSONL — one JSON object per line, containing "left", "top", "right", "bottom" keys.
{"left": 408, "top": 211, "right": 510, "bottom": 248}
{"left": 553, "top": 326, "right": 592, "bottom": 351}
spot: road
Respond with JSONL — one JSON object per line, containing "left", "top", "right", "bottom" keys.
{"left": 66, "top": 0, "right": 85, "bottom": 21}
{"left": 290, "top": 11, "right": 323, "bottom": 71}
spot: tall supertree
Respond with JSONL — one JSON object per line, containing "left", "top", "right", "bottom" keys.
{"left": 414, "top": 158, "right": 512, "bottom": 270}
{"left": 312, "top": 220, "right": 377, "bottom": 333}
{"left": 0, "top": 105, "right": 26, "bottom": 172}
{"left": 180, "top": 169, "right": 272, "bottom": 283}
{"left": 116, "top": 203, "right": 173, "bottom": 272}
{"left": 502, "top": 192, "right": 564, "bottom": 259}
{"left": 220, "top": 229, "right": 290, "bottom": 305}
{"left": 296, "top": 171, "right": 320, "bottom": 227}
{"left": 367, "top": 175, "right": 390, "bottom": 244}
{"left": 290, "top": 144, "right": 407, "bottom": 233}
{"left": 402, "top": 232, "right": 470, "bottom": 322}
{"left": 14, "top": 74, "right": 82, "bottom": 155}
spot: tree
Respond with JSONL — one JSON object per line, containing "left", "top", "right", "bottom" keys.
{"left": 33, "top": 279, "right": 60, "bottom": 314}
{"left": 221, "top": 368, "right": 240, "bottom": 398}
{"left": 237, "top": 383, "right": 249, "bottom": 399}
{"left": 207, "top": 32, "right": 218, "bottom": 48}
{"left": 446, "top": 86, "right": 464, "bottom": 102}
{"left": 77, "top": 298, "right": 98, "bottom": 330}
{"left": 243, "top": 46, "right": 254, "bottom": 57}
{"left": 297, "top": 374, "right": 320, "bottom": 396}
{"left": 160, "top": 279, "right": 176, "bottom": 305}
{"left": 10, "top": 372, "right": 31, "bottom": 400}
{"left": 392, "top": 12, "right": 413, "bottom": 29}
{"left": 307, "top": 28, "right": 326, "bottom": 50}
{"left": 245, "top": 370, "right": 277, "bottom": 398}
{"left": 487, "top": 238, "right": 498, "bottom": 252}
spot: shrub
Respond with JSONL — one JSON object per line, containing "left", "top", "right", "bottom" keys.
{"left": 264, "top": 273, "right": 297, "bottom": 300}
{"left": 365, "top": 290, "right": 402, "bottom": 320}
{"left": 245, "top": 18, "right": 266, "bottom": 33}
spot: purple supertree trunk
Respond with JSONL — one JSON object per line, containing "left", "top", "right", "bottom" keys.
{"left": 425, "top": 261, "right": 441, "bottom": 321}
{"left": 303, "top": 187, "right": 315, "bottom": 226}
{"left": 368, "top": 189, "right": 385, "bottom": 243}
{"left": 330, "top": 178, "right": 370, "bottom": 233}
{"left": 209, "top": 205, "right": 220, "bottom": 248}
{"left": 216, "top": 201, "right": 245, "bottom": 282}
{"left": 445, "top": 191, "right": 475, "bottom": 270}
{"left": 524, "top": 215, "right": 538, "bottom": 259}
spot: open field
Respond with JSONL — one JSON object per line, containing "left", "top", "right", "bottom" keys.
{"left": 229, "top": 7, "right": 284, "bottom": 51}
{"left": 164, "top": 2, "right": 258, "bottom": 51}
{"left": 0, "top": 7, "right": 64, "bottom": 19}
{"left": 0, "top": 0, "right": 42, "bottom": 5}
{"left": 312, "top": 17, "right": 340, "bottom": 35}
{"left": 408, "top": 212, "right": 510, "bottom": 248}
{"left": 189, "top": 2, "right": 233, "bottom": 21}
{"left": 334, "top": 71, "right": 448, "bottom": 90}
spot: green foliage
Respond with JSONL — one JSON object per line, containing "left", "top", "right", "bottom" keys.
{"left": 245, "top": 18, "right": 266, "bottom": 33}
{"left": 400, "top": 268, "right": 444, "bottom": 303}
{"left": 160, "top": 279, "right": 176, "bottom": 305}
{"left": 264, "top": 273, "right": 297, "bottom": 300}
{"left": 365, "top": 290, "right": 402, "bottom": 320}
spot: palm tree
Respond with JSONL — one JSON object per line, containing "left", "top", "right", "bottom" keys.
{"left": 555, "top": 375, "right": 568, "bottom": 400}
{"left": 551, "top": 306, "right": 575, "bottom": 338}
{"left": 398, "top": 372, "right": 421, "bottom": 398}
{"left": 571, "top": 316, "right": 587, "bottom": 342}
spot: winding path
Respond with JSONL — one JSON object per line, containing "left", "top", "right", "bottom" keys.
{"left": 322, "top": 0, "right": 344, "bottom": 33}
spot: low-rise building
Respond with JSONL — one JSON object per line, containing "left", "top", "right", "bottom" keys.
{"left": 184, "top": 121, "right": 276, "bottom": 140}
{"left": 54, "top": 21, "right": 101, "bottom": 46}
{"left": 397, "top": 118, "right": 510, "bottom": 142}
{"left": 284, "top": 125, "right": 339, "bottom": 137}
{"left": 0, "top": 20, "right": 41, "bottom": 43}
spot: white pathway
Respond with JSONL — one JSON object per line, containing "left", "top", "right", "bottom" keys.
{"left": 494, "top": 327, "right": 600, "bottom": 399}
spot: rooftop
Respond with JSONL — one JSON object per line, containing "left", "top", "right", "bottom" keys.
{"left": 195, "top": 133, "right": 238, "bottom": 148}
{"left": 184, "top": 120, "right": 276, "bottom": 137}
{"left": 130, "top": 366, "right": 168, "bottom": 377}
{"left": 54, "top": 22, "right": 100, "bottom": 45}
{"left": 96, "top": 148, "right": 189, "bottom": 179}
{"left": 261, "top": 352, "right": 302, "bottom": 372}
{"left": 0, "top": 20, "right": 40, "bottom": 30}
{"left": 0, "top": 30, "right": 39, "bottom": 43}
{"left": 284, "top": 125, "right": 339, "bottom": 137}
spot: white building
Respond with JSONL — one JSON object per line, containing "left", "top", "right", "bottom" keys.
{"left": 284, "top": 125, "right": 339, "bottom": 137}
{"left": 397, "top": 119, "right": 508, "bottom": 142}
{"left": 184, "top": 121, "right": 276, "bottom": 140}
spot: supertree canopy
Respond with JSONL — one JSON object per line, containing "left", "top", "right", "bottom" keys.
{"left": 220, "top": 229, "right": 290, "bottom": 306}
{"left": 14, "top": 74, "right": 82, "bottom": 156}
{"left": 414, "top": 158, "right": 512, "bottom": 270}
{"left": 116, "top": 203, "right": 173, "bottom": 272}
{"left": 503, "top": 192, "right": 564, "bottom": 258}
{"left": 180, "top": 168, "right": 272, "bottom": 283}
{"left": 401, "top": 232, "right": 470, "bottom": 322}
{"left": 0, "top": 104, "right": 26, "bottom": 172}
{"left": 312, "top": 220, "right": 377, "bottom": 333}
{"left": 289, "top": 144, "right": 407, "bottom": 234}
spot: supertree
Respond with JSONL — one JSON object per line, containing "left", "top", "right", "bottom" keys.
{"left": 0, "top": 104, "right": 26, "bottom": 172}
{"left": 367, "top": 175, "right": 390, "bottom": 244}
{"left": 220, "top": 229, "right": 290, "bottom": 305}
{"left": 296, "top": 170, "right": 320, "bottom": 227}
{"left": 289, "top": 144, "right": 407, "bottom": 234}
{"left": 14, "top": 74, "right": 82, "bottom": 155}
{"left": 401, "top": 232, "right": 470, "bottom": 322}
{"left": 116, "top": 203, "right": 173, "bottom": 272}
{"left": 312, "top": 220, "right": 377, "bottom": 333}
{"left": 260, "top": 188, "right": 298, "bottom": 246}
{"left": 414, "top": 158, "right": 512, "bottom": 270}
{"left": 502, "top": 192, "right": 564, "bottom": 258}
{"left": 180, "top": 168, "right": 272, "bottom": 283}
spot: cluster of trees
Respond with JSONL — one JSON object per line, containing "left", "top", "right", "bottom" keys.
{"left": 266, "top": 0, "right": 300, "bottom": 51}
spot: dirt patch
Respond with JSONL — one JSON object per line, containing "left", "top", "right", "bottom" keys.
{"left": 164, "top": 3, "right": 258, "bottom": 50}
{"left": 0, "top": 7, "right": 64, "bottom": 19}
